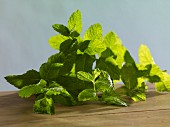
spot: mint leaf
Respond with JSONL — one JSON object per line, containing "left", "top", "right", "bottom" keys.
{"left": 52, "top": 24, "right": 70, "bottom": 36}
{"left": 100, "top": 48, "right": 116, "bottom": 58}
{"left": 78, "top": 89, "right": 98, "bottom": 101}
{"left": 18, "top": 84, "right": 43, "bottom": 98}
{"left": 48, "top": 34, "right": 68, "bottom": 50}
{"left": 102, "top": 95, "right": 127, "bottom": 106}
{"left": 47, "top": 52, "right": 65, "bottom": 63}
{"left": 96, "top": 57, "right": 120, "bottom": 80}
{"left": 84, "top": 39, "right": 106, "bottom": 55}
{"left": 68, "top": 10, "right": 82, "bottom": 34}
{"left": 34, "top": 97, "right": 55, "bottom": 115}
{"left": 138, "top": 44, "right": 155, "bottom": 65}
{"left": 155, "top": 72, "right": 170, "bottom": 92}
{"left": 5, "top": 70, "right": 40, "bottom": 89}
{"left": 77, "top": 71, "right": 94, "bottom": 82}
{"left": 121, "top": 63, "right": 138, "bottom": 90}
{"left": 103, "top": 31, "right": 126, "bottom": 68}
{"left": 84, "top": 23, "right": 102, "bottom": 40}
{"left": 95, "top": 70, "right": 113, "bottom": 92}
{"left": 39, "top": 63, "right": 63, "bottom": 81}
{"left": 75, "top": 54, "right": 95, "bottom": 73}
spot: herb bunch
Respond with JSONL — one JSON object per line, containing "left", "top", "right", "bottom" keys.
{"left": 5, "top": 10, "right": 170, "bottom": 115}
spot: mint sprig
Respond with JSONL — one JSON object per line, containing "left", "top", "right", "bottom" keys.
{"left": 4, "top": 10, "right": 170, "bottom": 115}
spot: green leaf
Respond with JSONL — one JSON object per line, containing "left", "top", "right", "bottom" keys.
{"left": 121, "top": 63, "right": 138, "bottom": 90}
{"left": 84, "top": 23, "right": 102, "bottom": 41}
{"left": 34, "top": 97, "right": 55, "bottom": 115}
{"left": 78, "top": 89, "right": 98, "bottom": 101}
{"left": 96, "top": 57, "right": 120, "bottom": 80}
{"left": 52, "top": 24, "right": 70, "bottom": 36}
{"left": 138, "top": 44, "right": 155, "bottom": 66}
{"left": 68, "top": 10, "right": 82, "bottom": 34}
{"left": 60, "top": 39, "right": 77, "bottom": 54}
{"left": 18, "top": 84, "right": 43, "bottom": 98}
{"left": 39, "top": 63, "right": 63, "bottom": 81}
{"left": 48, "top": 34, "right": 68, "bottom": 50}
{"left": 47, "top": 52, "right": 65, "bottom": 63}
{"left": 95, "top": 70, "right": 113, "bottom": 92}
{"left": 102, "top": 95, "right": 127, "bottom": 106}
{"left": 84, "top": 39, "right": 106, "bottom": 55}
{"left": 103, "top": 31, "right": 126, "bottom": 68}
{"left": 75, "top": 54, "right": 95, "bottom": 73}
{"left": 155, "top": 72, "right": 170, "bottom": 92}
{"left": 5, "top": 70, "right": 40, "bottom": 89}
{"left": 131, "top": 92, "right": 146, "bottom": 102}
{"left": 77, "top": 71, "right": 94, "bottom": 82}
{"left": 124, "top": 50, "right": 135, "bottom": 64}
{"left": 59, "top": 53, "right": 76, "bottom": 75}
{"left": 100, "top": 48, "right": 117, "bottom": 58}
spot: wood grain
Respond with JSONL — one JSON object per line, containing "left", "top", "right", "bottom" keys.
{"left": 0, "top": 89, "right": 170, "bottom": 127}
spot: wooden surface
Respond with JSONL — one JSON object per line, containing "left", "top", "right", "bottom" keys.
{"left": 0, "top": 89, "right": 170, "bottom": 127}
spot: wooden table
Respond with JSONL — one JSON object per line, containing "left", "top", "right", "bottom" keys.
{"left": 0, "top": 89, "right": 170, "bottom": 127}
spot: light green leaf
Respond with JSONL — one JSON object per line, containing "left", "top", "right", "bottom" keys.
{"left": 96, "top": 57, "right": 120, "bottom": 80}
{"left": 78, "top": 89, "right": 98, "bottom": 101}
{"left": 18, "top": 84, "right": 43, "bottom": 98}
{"left": 39, "top": 62, "right": 63, "bottom": 81}
{"left": 48, "top": 34, "right": 68, "bottom": 50}
{"left": 52, "top": 24, "right": 70, "bottom": 36}
{"left": 103, "top": 31, "right": 126, "bottom": 68}
{"left": 155, "top": 72, "right": 170, "bottom": 92}
{"left": 84, "top": 39, "right": 106, "bottom": 55}
{"left": 84, "top": 23, "right": 102, "bottom": 41}
{"left": 131, "top": 92, "right": 146, "bottom": 102}
{"left": 77, "top": 71, "right": 94, "bottom": 82}
{"left": 68, "top": 10, "right": 82, "bottom": 34}
{"left": 5, "top": 70, "right": 40, "bottom": 89}
{"left": 138, "top": 44, "right": 155, "bottom": 66}
{"left": 103, "top": 31, "right": 122, "bottom": 47}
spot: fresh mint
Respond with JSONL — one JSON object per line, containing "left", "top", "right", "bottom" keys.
{"left": 5, "top": 10, "right": 170, "bottom": 115}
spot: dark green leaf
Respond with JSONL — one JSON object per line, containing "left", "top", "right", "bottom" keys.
{"left": 47, "top": 52, "right": 65, "bottom": 63}
{"left": 52, "top": 24, "right": 70, "bottom": 36}
{"left": 34, "top": 97, "right": 55, "bottom": 115}
{"left": 124, "top": 50, "right": 135, "bottom": 64}
{"left": 121, "top": 63, "right": 138, "bottom": 90}
{"left": 75, "top": 54, "right": 95, "bottom": 73}
{"left": 5, "top": 70, "right": 40, "bottom": 89}
{"left": 60, "top": 39, "right": 77, "bottom": 54}
{"left": 78, "top": 89, "right": 98, "bottom": 101}
{"left": 101, "top": 48, "right": 117, "bottom": 58}
{"left": 39, "top": 63, "right": 63, "bottom": 81}
{"left": 96, "top": 57, "right": 120, "bottom": 80}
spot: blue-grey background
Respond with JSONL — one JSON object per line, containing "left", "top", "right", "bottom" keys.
{"left": 1, "top": 0, "right": 170, "bottom": 91}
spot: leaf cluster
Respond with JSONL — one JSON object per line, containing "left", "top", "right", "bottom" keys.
{"left": 5, "top": 10, "right": 170, "bottom": 115}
